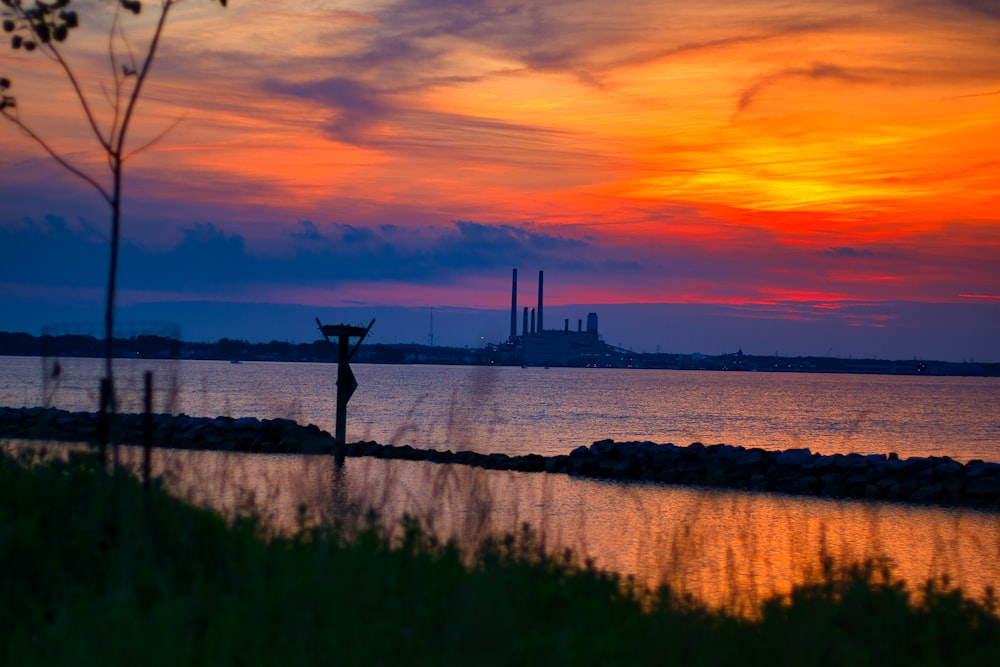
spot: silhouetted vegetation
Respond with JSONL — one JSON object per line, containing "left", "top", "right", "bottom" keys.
{"left": 2, "top": 447, "right": 998, "bottom": 666}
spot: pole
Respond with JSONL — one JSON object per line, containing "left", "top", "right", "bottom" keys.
{"left": 335, "top": 334, "right": 350, "bottom": 445}
{"left": 143, "top": 371, "right": 153, "bottom": 503}
{"left": 317, "top": 317, "right": 372, "bottom": 462}
{"left": 97, "top": 377, "right": 110, "bottom": 469}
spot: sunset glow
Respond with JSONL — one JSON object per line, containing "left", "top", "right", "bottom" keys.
{"left": 2, "top": 0, "right": 998, "bottom": 358}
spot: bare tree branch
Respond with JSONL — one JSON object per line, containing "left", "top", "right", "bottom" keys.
{"left": 125, "top": 113, "right": 186, "bottom": 162}
{"left": 114, "top": 0, "right": 175, "bottom": 159}
{"left": 39, "top": 30, "right": 112, "bottom": 153}
{"left": 0, "top": 111, "right": 112, "bottom": 204}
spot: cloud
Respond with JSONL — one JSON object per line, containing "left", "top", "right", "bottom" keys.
{"left": 931, "top": 0, "right": 1000, "bottom": 20}
{"left": 737, "top": 61, "right": 897, "bottom": 113}
{"left": 0, "top": 215, "right": 109, "bottom": 288}
{"left": 264, "top": 77, "right": 393, "bottom": 145}
{"left": 292, "top": 220, "right": 324, "bottom": 241}
{"left": 2, "top": 217, "right": 612, "bottom": 300}
{"left": 822, "top": 247, "right": 874, "bottom": 258}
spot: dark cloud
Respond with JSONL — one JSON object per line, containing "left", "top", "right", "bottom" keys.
{"left": 2, "top": 218, "right": 609, "bottom": 298}
{"left": 0, "top": 215, "right": 108, "bottom": 288}
{"left": 292, "top": 221, "right": 324, "bottom": 241}
{"left": 264, "top": 77, "right": 392, "bottom": 144}
{"left": 737, "top": 62, "right": 892, "bottom": 112}
{"left": 928, "top": 0, "right": 1000, "bottom": 20}
{"left": 823, "top": 247, "right": 875, "bottom": 258}
{"left": 264, "top": 73, "right": 585, "bottom": 169}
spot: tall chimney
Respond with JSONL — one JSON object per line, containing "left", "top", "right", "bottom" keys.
{"left": 537, "top": 270, "right": 544, "bottom": 334}
{"left": 523, "top": 307, "right": 529, "bottom": 337}
{"left": 509, "top": 268, "right": 518, "bottom": 342}
{"left": 530, "top": 307, "right": 536, "bottom": 335}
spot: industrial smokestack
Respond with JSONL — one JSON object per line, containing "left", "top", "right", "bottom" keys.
{"left": 537, "top": 270, "right": 544, "bottom": 333}
{"left": 509, "top": 268, "right": 518, "bottom": 342}
{"left": 523, "top": 307, "right": 529, "bottom": 337}
{"left": 530, "top": 308, "right": 536, "bottom": 335}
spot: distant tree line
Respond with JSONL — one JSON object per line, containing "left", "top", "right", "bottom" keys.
{"left": 0, "top": 332, "right": 491, "bottom": 366}
{"left": 1, "top": 331, "right": 997, "bottom": 376}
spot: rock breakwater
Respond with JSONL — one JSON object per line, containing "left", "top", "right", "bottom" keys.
{"left": 2, "top": 406, "right": 998, "bottom": 510}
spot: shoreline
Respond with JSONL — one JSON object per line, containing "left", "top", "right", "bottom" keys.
{"left": 3, "top": 405, "right": 999, "bottom": 510}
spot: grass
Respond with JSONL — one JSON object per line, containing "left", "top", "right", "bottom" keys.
{"left": 2, "top": 446, "right": 999, "bottom": 666}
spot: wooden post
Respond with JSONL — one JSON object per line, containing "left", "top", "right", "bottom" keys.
{"left": 97, "top": 377, "right": 110, "bottom": 468}
{"left": 317, "top": 318, "right": 374, "bottom": 459}
{"left": 143, "top": 371, "right": 153, "bottom": 503}
{"left": 335, "top": 334, "right": 351, "bottom": 445}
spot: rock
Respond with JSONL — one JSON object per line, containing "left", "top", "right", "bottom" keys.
{"left": 3, "top": 406, "right": 1000, "bottom": 511}
{"left": 776, "top": 448, "right": 813, "bottom": 466}
{"left": 966, "top": 461, "right": 1000, "bottom": 478}
{"left": 597, "top": 457, "right": 635, "bottom": 479}
{"left": 936, "top": 460, "right": 963, "bottom": 475}
{"left": 232, "top": 416, "right": 263, "bottom": 429}
{"left": 649, "top": 448, "right": 680, "bottom": 468}
{"left": 966, "top": 476, "right": 1000, "bottom": 496}
{"left": 545, "top": 455, "right": 568, "bottom": 473}
{"left": 590, "top": 439, "right": 615, "bottom": 456}
{"left": 615, "top": 442, "right": 640, "bottom": 458}
{"left": 910, "top": 484, "right": 943, "bottom": 504}
{"left": 515, "top": 454, "right": 546, "bottom": 472}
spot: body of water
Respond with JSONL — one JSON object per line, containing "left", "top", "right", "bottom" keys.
{"left": 3, "top": 355, "right": 999, "bottom": 611}
{"left": 3, "top": 356, "right": 999, "bottom": 460}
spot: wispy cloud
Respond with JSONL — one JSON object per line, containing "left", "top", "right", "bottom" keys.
{"left": 2, "top": 0, "right": 999, "bottom": 358}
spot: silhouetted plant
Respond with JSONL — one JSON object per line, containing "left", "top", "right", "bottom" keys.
{"left": 1, "top": 0, "right": 227, "bottom": 431}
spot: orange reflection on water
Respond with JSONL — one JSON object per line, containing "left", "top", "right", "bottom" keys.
{"left": 123, "top": 447, "right": 1000, "bottom": 615}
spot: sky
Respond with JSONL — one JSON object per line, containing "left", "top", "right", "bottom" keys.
{"left": 1, "top": 0, "right": 999, "bottom": 361}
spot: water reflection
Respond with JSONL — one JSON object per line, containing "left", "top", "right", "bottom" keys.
{"left": 111, "top": 446, "right": 1000, "bottom": 613}
{"left": 5, "top": 356, "right": 999, "bottom": 462}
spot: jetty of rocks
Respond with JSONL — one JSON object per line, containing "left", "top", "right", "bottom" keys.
{"left": 2, "top": 406, "right": 998, "bottom": 510}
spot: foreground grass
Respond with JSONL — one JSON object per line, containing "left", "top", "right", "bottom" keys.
{"left": 1, "top": 449, "right": 998, "bottom": 666}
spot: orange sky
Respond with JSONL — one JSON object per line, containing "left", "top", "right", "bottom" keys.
{"left": 2, "top": 0, "right": 999, "bottom": 355}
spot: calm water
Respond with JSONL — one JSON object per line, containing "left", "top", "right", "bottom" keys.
{"left": 3, "top": 356, "right": 999, "bottom": 610}
{"left": 3, "top": 356, "right": 998, "bottom": 460}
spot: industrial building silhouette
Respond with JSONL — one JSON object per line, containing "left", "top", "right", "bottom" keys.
{"left": 498, "top": 268, "right": 619, "bottom": 367}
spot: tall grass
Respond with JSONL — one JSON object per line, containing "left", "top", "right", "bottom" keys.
{"left": 2, "top": 445, "right": 999, "bottom": 666}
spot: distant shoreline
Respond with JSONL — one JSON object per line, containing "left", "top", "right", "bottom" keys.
{"left": 2, "top": 331, "right": 998, "bottom": 377}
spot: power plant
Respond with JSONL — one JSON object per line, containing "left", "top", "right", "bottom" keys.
{"left": 493, "top": 268, "right": 621, "bottom": 367}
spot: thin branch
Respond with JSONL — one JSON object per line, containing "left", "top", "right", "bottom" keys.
{"left": 108, "top": 6, "right": 124, "bottom": 144}
{"left": 39, "top": 32, "right": 112, "bottom": 153}
{"left": 113, "top": 0, "right": 176, "bottom": 158}
{"left": 0, "top": 112, "right": 113, "bottom": 204}
{"left": 120, "top": 7, "right": 140, "bottom": 75}
{"left": 124, "top": 113, "right": 186, "bottom": 162}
